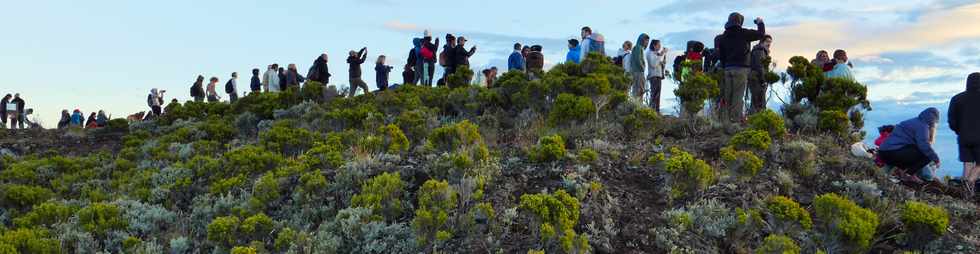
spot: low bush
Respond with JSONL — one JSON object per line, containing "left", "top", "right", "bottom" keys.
{"left": 748, "top": 109, "right": 787, "bottom": 139}
{"left": 260, "top": 121, "right": 320, "bottom": 156}
{"left": 412, "top": 179, "right": 458, "bottom": 247}
{"left": 0, "top": 184, "right": 54, "bottom": 210}
{"left": 720, "top": 146, "right": 764, "bottom": 179}
{"left": 756, "top": 234, "right": 800, "bottom": 254}
{"left": 765, "top": 196, "right": 813, "bottom": 230}
{"left": 783, "top": 141, "right": 818, "bottom": 177}
{"left": 530, "top": 134, "right": 567, "bottom": 163}
{"left": 379, "top": 124, "right": 410, "bottom": 154}
{"left": 577, "top": 149, "right": 598, "bottom": 164}
{"left": 519, "top": 190, "right": 590, "bottom": 253}
{"left": 729, "top": 129, "right": 772, "bottom": 153}
{"left": 78, "top": 202, "right": 129, "bottom": 238}
{"left": 549, "top": 93, "right": 595, "bottom": 126}
{"left": 13, "top": 200, "right": 74, "bottom": 228}
{"left": 106, "top": 118, "right": 130, "bottom": 132}
{"left": 818, "top": 110, "right": 849, "bottom": 136}
{"left": 901, "top": 201, "right": 948, "bottom": 238}
{"left": 208, "top": 215, "right": 241, "bottom": 247}
{"left": 623, "top": 108, "right": 663, "bottom": 140}
{"left": 813, "top": 193, "right": 879, "bottom": 250}
{"left": 351, "top": 172, "right": 405, "bottom": 221}
{"left": 0, "top": 228, "right": 62, "bottom": 254}
{"left": 674, "top": 72, "right": 719, "bottom": 116}
{"left": 663, "top": 147, "right": 715, "bottom": 199}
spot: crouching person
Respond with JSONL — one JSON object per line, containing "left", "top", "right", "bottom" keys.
{"left": 878, "top": 108, "right": 942, "bottom": 184}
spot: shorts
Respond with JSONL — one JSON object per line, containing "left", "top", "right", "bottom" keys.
{"left": 960, "top": 140, "right": 980, "bottom": 163}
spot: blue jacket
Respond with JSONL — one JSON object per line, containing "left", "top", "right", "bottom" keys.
{"left": 880, "top": 108, "right": 941, "bottom": 162}
{"left": 70, "top": 112, "right": 84, "bottom": 125}
{"left": 566, "top": 46, "right": 582, "bottom": 64}
{"left": 508, "top": 51, "right": 525, "bottom": 71}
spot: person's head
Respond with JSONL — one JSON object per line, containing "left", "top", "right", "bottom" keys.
{"left": 568, "top": 39, "right": 579, "bottom": 49}
{"left": 349, "top": 50, "right": 357, "bottom": 57}
{"left": 581, "top": 26, "right": 592, "bottom": 39}
{"left": 272, "top": 63, "right": 280, "bottom": 70}
{"left": 457, "top": 36, "right": 467, "bottom": 46}
{"left": 833, "top": 49, "right": 848, "bottom": 63}
{"left": 74, "top": 109, "right": 80, "bottom": 113}
{"left": 726, "top": 12, "right": 745, "bottom": 29}
{"left": 62, "top": 109, "right": 68, "bottom": 115}
{"left": 196, "top": 75, "right": 204, "bottom": 83}
{"left": 89, "top": 112, "right": 96, "bottom": 117}
{"left": 2, "top": 94, "right": 9, "bottom": 100}
{"left": 759, "top": 35, "right": 773, "bottom": 49}
{"left": 377, "top": 55, "right": 386, "bottom": 65}
{"left": 424, "top": 29, "right": 432, "bottom": 39}
{"left": 14, "top": 93, "right": 19, "bottom": 98}
{"left": 967, "top": 72, "right": 980, "bottom": 92}
{"left": 98, "top": 110, "right": 105, "bottom": 115}
{"left": 231, "top": 72, "right": 238, "bottom": 79}
{"left": 650, "top": 39, "right": 662, "bottom": 51}
{"left": 151, "top": 88, "right": 158, "bottom": 95}
{"left": 816, "top": 50, "right": 830, "bottom": 62}
{"left": 288, "top": 63, "right": 297, "bottom": 71}
{"left": 210, "top": 77, "right": 219, "bottom": 83}
{"left": 522, "top": 46, "right": 530, "bottom": 56}
{"left": 320, "top": 53, "right": 328, "bottom": 61}
{"left": 447, "top": 34, "right": 456, "bottom": 46}
{"left": 252, "top": 68, "right": 260, "bottom": 76}
{"left": 622, "top": 41, "right": 633, "bottom": 51}
{"left": 278, "top": 67, "right": 285, "bottom": 73}
{"left": 919, "top": 107, "right": 940, "bottom": 127}
{"left": 514, "top": 43, "right": 522, "bottom": 51}
{"left": 531, "top": 45, "right": 542, "bottom": 52}
{"left": 637, "top": 34, "right": 650, "bottom": 48}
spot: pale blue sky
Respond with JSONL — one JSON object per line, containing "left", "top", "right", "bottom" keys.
{"left": 3, "top": 0, "right": 979, "bottom": 175}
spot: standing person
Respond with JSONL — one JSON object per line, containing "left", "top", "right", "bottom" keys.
{"left": 347, "top": 47, "right": 370, "bottom": 96}
{"left": 825, "top": 49, "right": 855, "bottom": 81}
{"left": 285, "top": 64, "right": 304, "bottom": 89}
{"left": 0, "top": 94, "right": 9, "bottom": 128}
{"left": 579, "top": 27, "right": 605, "bottom": 59}
{"left": 375, "top": 55, "right": 394, "bottom": 91}
{"left": 487, "top": 67, "right": 498, "bottom": 87}
{"left": 879, "top": 108, "right": 942, "bottom": 184}
{"left": 452, "top": 36, "right": 477, "bottom": 84}
{"left": 411, "top": 38, "right": 423, "bottom": 84}
{"left": 148, "top": 89, "right": 165, "bottom": 116}
{"left": 748, "top": 35, "right": 773, "bottom": 114}
{"left": 264, "top": 64, "right": 280, "bottom": 92}
{"left": 308, "top": 54, "right": 332, "bottom": 85}
{"left": 508, "top": 43, "right": 525, "bottom": 71}
{"left": 521, "top": 46, "right": 530, "bottom": 70}
{"left": 716, "top": 12, "right": 766, "bottom": 123}
{"left": 57, "top": 110, "right": 71, "bottom": 129}
{"left": 615, "top": 41, "right": 633, "bottom": 68}
{"left": 96, "top": 110, "right": 109, "bottom": 127}
{"left": 440, "top": 34, "right": 457, "bottom": 86}
{"left": 278, "top": 67, "right": 287, "bottom": 91}
{"left": 566, "top": 39, "right": 582, "bottom": 64}
{"left": 191, "top": 75, "right": 206, "bottom": 102}
{"left": 225, "top": 72, "right": 239, "bottom": 103}
{"left": 70, "top": 109, "right": 84, "bottom": 127}
{"left": 646, "top": 40, "right": 668, "bottom": 112}
{"left": 421, "top": 30, "right": 440, "bottom": 86}
{"left": 10, "top": 94, "right": 25, "bottom": 129}
{"left": 250, "top": 68, "right": 262, "bottom": 95}
{"left": 949, "top": 73, "right": 980, "bottom": 194}
{"left": 526, "top": 45, "right": 545, "bottom": 74}
{"left": 85, "top": 112, "right": 98, "bottom": 128}
{"left": 630, "top": 34, "right": 650, "bottom": 103}
{"left": 207, "top": 77, "right": 221, "bottom": 102}
{"left": 402, "top": 63, "right": 415, "bottom": 86}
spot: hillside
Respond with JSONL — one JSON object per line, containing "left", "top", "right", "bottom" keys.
{"left": 1, "top": 55, "right": 978, "bottom": 254}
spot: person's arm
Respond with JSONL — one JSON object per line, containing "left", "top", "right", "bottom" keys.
{"left": 915, "top": 125, "right": 941, "bottom": 163}
{"left": 749, "top": 18, "right": 766, "bottom": 41}
{"left": 358, "top": 47, "right": 368, "bottom": 62}
{"left": 467, "top": 46, "right": 477, "bottom": 57}
{"left": 948, "top": 99, "right": 960, "bottom": 134}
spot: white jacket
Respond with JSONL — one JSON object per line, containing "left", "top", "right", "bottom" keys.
{"left": 646, "top": 49, "right": 667, "bottom": 79}
{"left": 264, "top": 70, "right": 280, "bottom": 92}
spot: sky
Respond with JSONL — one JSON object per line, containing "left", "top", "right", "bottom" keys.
{"left": 2, "top": 0, "right": 979, "bottom": 176}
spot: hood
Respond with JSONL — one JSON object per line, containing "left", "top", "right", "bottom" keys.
{"left": 968, "top": 72, "right": 980, "bottom": 92}
{"left": 314, "top": 56, "right": 327, "bottom": 66}
{"left": 725, "top": 12, "right": 744, "bottom": 29}
{"left": 635, "top": 34, "right": 649, "bottom": 51}
{"left": 917, "top": 107, "right": 940, "bottom": 126}
{"left": 568, "top": 45, "right": 581, "bottom": 53}
{"left": 413, "top": 38, "right": 422, "bottom": 48}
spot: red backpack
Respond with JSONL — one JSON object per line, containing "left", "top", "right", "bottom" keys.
{"left": 421, "top": 47, "right": 435, "bottom": 60}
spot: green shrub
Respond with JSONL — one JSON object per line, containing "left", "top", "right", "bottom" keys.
{"left": 786, "top": 56, "right": 825, "bottom": 104}
{"left": 231, "top": 246, "right": 258, "bottom": 254}
{"left": 674, "top": 72, "right": 719, "bottom": 116}
{"left": 299, "top": 170, "right": 328, "bottom": 196}
{"left": 814, "top": 193, "right": 879, "bottom": 250}
{"left": 252, "top": 172, "right": 281, "bottom": 205}
{"left": 901, "top": 201, "right": 948, "bottom": 237}
{"left": 412, "top": 179, "right": 458, "bottom": 247}
{"left": 720, "top": 146, "right": 764, "bottom": 179}
{"left": 663, "top": 147, "right": 715, "bottom": 199}
{"left": 426, "top": 120, "right": 491, "bottom": 174}
{"left": 396, "top": 109, "right": 434, "bottom": 143}
{"left": 818, "top": 110, "right": 850, "bottom": 135}
{"left": 274, "top": 228, "right": 298, "bottom": 251}
{"left": 815, "top": 77, "right": 869, "bottom": 112}
{"left": 756, "top": 234, "right": 800, "bottom": 254}
{"left": 623, "top": 108, "right": 663, "bottom": 140}
{"left": 530, "top": 134, "right": 567, "bottom": 163}
{"left": 13, "top": 200, "right": 74, "bottom": 228}
{"left": 577, "top": 149, "right": 598, "bottom": 164}
{"left": 519, "top": 190, "right": 590, "bottom": 253}
{"left": 260, "top": 121, "right": 320, "bottom": 156}
{"left": 0, "top": 228, "right": 61, "bottom": 254}
{"left": 549, "top": 93, "right": 595, "bottom": 125}
{"left": 730, "top": 129, "right": 772, "bottom": 152}
{"left": 301, "top": 138, "right": 345, "bottom": 169}
{"left": 222, "top": 145, "right": 284, "bottom": 178}
{"left": 379, "top": 124, "right": 410, "bottom": 154}
{"left": 210, "top": 174, "right": 248, "bottom": 195}
{"left": 783, "top": 141, "right": 818, "bottom": 177}
{"left": 748, "top": 109, "right": 787, "bottom": 138}
{"left": 207, "top": 215, "right": 240, "bottom": 247}
{"left": 106, "top": 118, "right": 130, "bottom": 132}
{"left": 766, "top": 196, "right": 813, "bottom": 230}
{"left": 0, "top": 184, "right": 54, "bottom": 210}
{"left": 241, "top": 213, "right": 274, "bottom": 235}
{"left": 301, "top": 81, "right": 326, "bottom": 103}
{"left": 77, "top": 202, "right": 128, "bottom": 237}
{"left": 351, "top": 172, "right": 405, "bottom": 221}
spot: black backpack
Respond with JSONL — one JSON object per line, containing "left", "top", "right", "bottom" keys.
{"left": 225, "top": 80, "right": 234, "bottom": 94}
{"left": 147, "top": 94, "right": 155, "bottom": 107}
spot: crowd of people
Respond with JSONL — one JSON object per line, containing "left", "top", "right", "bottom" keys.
{"left": 57, "top": 109, "right": 109, "bottom": 129}
{"left": 1, "top": 94, "right": 28, "bottom": 129}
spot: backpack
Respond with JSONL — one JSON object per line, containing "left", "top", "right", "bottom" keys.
{"left": 439, "top": 50, "right": 449, "bottom": 67}
{"left": 147, "top": 94, "right": 154, "bottom": 107}
{"left": 421, "top": 46, "right": 434, "bottom": 60}
{"left": 225, "top": 80, "right": 234, "bottom": 94}
{"left": 190, "top": 84, "right": 201, "bottom": 97}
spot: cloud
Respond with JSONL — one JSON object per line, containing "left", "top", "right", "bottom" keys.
{"left": 383, "top": 20, "right": 421, "bottom": 32}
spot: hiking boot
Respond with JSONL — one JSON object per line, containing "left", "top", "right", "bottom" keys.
{"left": 902, "top": 174, "right": 925, "bottom": 185}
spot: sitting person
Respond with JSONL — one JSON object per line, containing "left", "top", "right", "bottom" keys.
{"left": 824, "top": 49, "right": 855, "bottom": 81}
{"left": 85, "top": 112, "right": 98, "bottom": 128}
{"left": 96, "top": 110, "right": 109, "bottom": 127}
{"left": 57, "top": 110, "right": 70, "bottom": 129}
{"left": 878, "top": 108, "right": 941, "bottom": 184}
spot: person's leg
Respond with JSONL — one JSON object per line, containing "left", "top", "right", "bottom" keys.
{"left": 357, "top": 79, "right": 369, "bottom": 95}
{"left": 719, "top": 69, "right": 735, "bottom": 121}
{"left": 427, "top": 62, "right": 435, "bottom": 86}
{"left": 631, "top": 73, "right": 644, "bottom": 102}
{"left": 748, "top": 71, "right": 765, "bottom": 114}
{"left": 348, "top": 79, "right": 358, "bottom": 97}
{"left": 730, "top": 68, "right": 749, "bottom": 122}
{"left": 649, "top": 77, "right": 662, "bottom": 112}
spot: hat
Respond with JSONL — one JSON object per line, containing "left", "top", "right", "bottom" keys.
{"left": 424, "top": 29, "right": 432, "bottom": 38}
{"left": 458, "top": 36, "right": 467, "bottom": 41}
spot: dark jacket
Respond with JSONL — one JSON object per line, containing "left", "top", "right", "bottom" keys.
{"left": 85, "top": 114, "right": 97, "bottom": 128}
{"left": 716, "top": 13, "right": 766, "bottom": 68}
{"left": 442, "top": 44, "right": 456, "bottom": 68}
{"left": 453, "top": 45, "right": 477, "bottom": 68}
{"left": 949, "top": 73, "right": 980, "bottom": 143}
{"left": 191, "top": 81, "right": 205, "bottom": 98}
{"left": 880, "top": 108, "right": 941, "bottom": 163}
{"left": 407, "top": 47, "right": 418, "bottom": 67}
{"left": 375, "top": 63, "right": 393, "bottom": 90}
{"left": 347, "top": 48, "right": 367, "bottom": 79}
{"left": 308, "top": 57, "right": 332, "bottom": 84}
{"left": 527, "top": 51, "right": 545, "bottom": 72}
{"left": 285, "top": 70, "right": 304, "bottom": 88}
{"left": 278, "top": 72, "right": 287, "bottom": 89}
{"left": 0, "top": 97, "right": 8, "bottom": 115}
{"left": 250, "top": 75, "right": 262, "bottom": 92}
{"left": 749, "top": 44, "right": 770, "bottom": 73}
{"left": 402, "top": 68, "right": 415, "bottom": 85}
{"left": 11, "top": 97, "right": 25, "bottom": 112}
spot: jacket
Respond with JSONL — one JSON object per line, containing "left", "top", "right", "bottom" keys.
{"left": 348, "top": 48, "right": 367, "bottom": 79}
{"left": 96, "top": 113, "right": 108, "bottom": 126}
{"left": 630, "top": 34, "right": 648, "bottom": 73}
{"left": 11, "top": 97, "right": 24, "bottom": 112}
{"left": 566, "top": 45, "right": 582, "bottom": 64}
{"left": 285, "top": 71, "right": 304, "bottom": 88}
{"left": 250, "top": 76, "right": 262, "bottom": 92}
{"left": 375, "top": 63, "right": 393, "bottom": 90}
{"left": 508, "top": 51, "right": 525, "bottom": 71}
{"left": 646, "top": 49, "right": 667, "bottom": 79}
{"left": 0, "top": 97, "right": 8, "bottom": 114}
{"left": 716, "top": 13, "right": 766, "bottom": 68}
{"left": 411, "top": 38, "right": 422, "bottom": 66}
{"left": 825, "top": 62, "right": 855, "bottom": 81}
{"left": 71, "top": 111, "right": 84, "bottom": 125}
{"left": 949, "top": 73, "right": 980, "bottom": 143}
{"left": 749, "top": 44, "right": 770, "bottom": 73}
{"left": 880, "top": 108, "right": 941, "bottom": 163}
{"left": 264, "top": 70, "right": 279, "bottom": 92}
{"left": 422, "top": 38, "right": 440, "bottom": 62}
{"left": 453, "top": 45, "right": 476, "bottom": 67}
{"left": 308, "top": 57, "right": 332, "bottom": 84}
